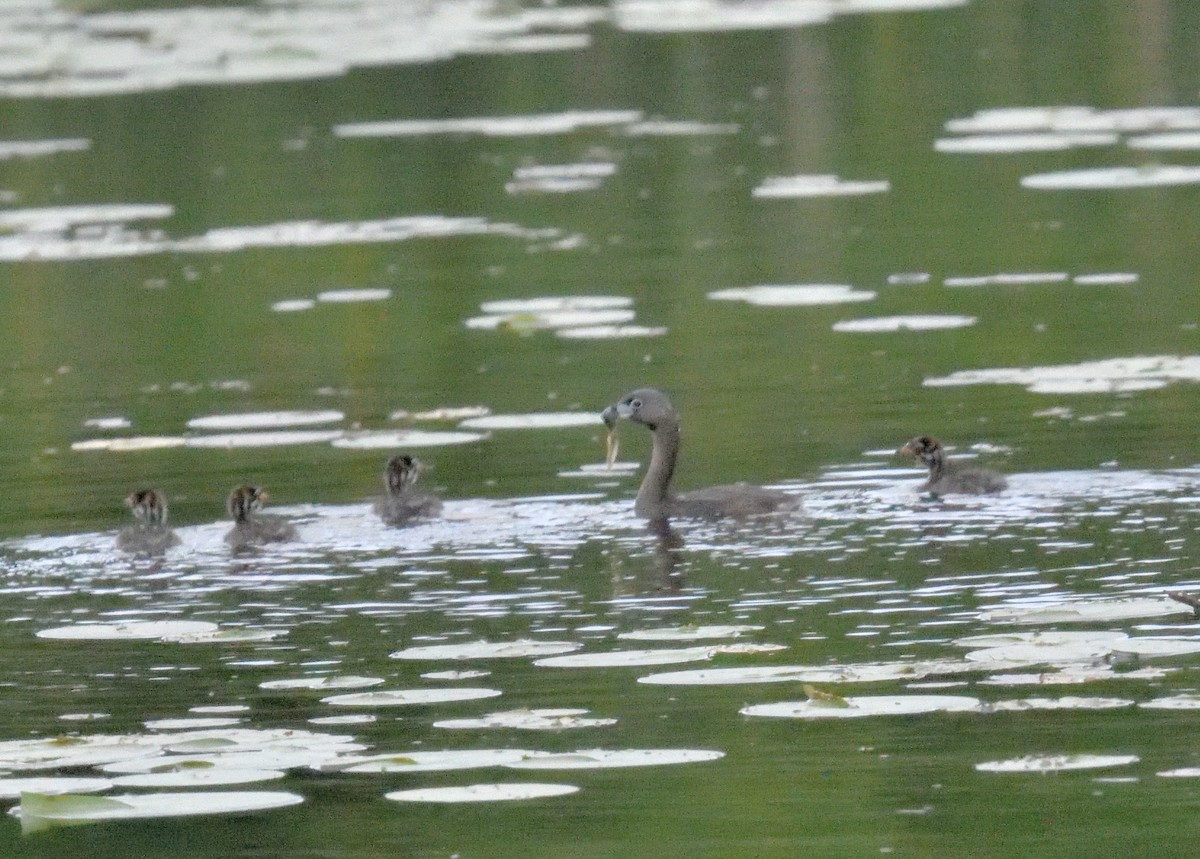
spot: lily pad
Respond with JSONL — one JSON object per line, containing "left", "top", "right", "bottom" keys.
{"left": 975, "top": 754, "right": 1139, "bottom": 773}
{"left": 186, "top": 410, "right": 344, "bottom": 430}
{"left": 536, "top": 644, "right": 784, "bottom": 668}
{"left": 36, "top": 621, "right": 220, "bottom": 641}
{"left": 317, "top": 748, "right": 531, "bottom": 773}
{"left": 977, "top": 598, "right": 1186, "bottom": 624}
{"left": 639, "top": 659, "right": 980, "bottom": 686}
{"left": 0, "top": 777, "right": 112, "bottom": 799}
{"left": 259, "top": 676, "right": 384, "bottom": 692}
{"left": 320, "top": 688, "right": 502, "bottom": 707}
{"left": 389, "top": 640, "right": 582, "bottom": 661}
{"left": 617, "top": 625, "right": 764, "bottom": 642}
{"left": 503, "top": 748, "right": 724, "bottom": 770}
{"left": 385, "top": 783, "right": 579, "bottom": 803}
{"left": 434, "top": 709, "right": 616, "bottom": 731}
{"left": 16, "top": 790, "right": 303, "bottom": 834}
{"left": 740, "top": 695, "right": 982, "bottom": 719}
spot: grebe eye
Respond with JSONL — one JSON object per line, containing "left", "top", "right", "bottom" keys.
{"left": 630, "top": 398, "right": 642, "bottom": 409}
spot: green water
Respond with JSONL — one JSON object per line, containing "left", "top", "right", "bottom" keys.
{"left": 4, "top": 0, "right": 1200, "bottom": 856}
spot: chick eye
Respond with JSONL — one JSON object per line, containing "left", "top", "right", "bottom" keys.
{"left": 630, "top": 398, "right": 642, "bottom": 409}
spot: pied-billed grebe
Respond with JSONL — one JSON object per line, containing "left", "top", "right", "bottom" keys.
{"left": 224, "top": 484, "right": 297, "bottom": 549}
{"left": 116, "top": 488, "right": 181, "bottom": 554}
{"left": 601, "top": 387, "right": 798, "bottom": 520}
{"left": 899, "top": 435, "right": 1006, "bottom": 495}
{"left": 374, "top": 454, "right": 442, "bottom": 525}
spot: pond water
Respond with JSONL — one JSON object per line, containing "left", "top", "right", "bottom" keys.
{"left": 4, "top": 0, "right": 1200, "bottom": 855}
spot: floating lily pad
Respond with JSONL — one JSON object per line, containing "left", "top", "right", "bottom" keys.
{"left": 976, "top": 598, "right": 1186, "bottom": 624}
{"left": 741, "top": 695, "right": 982, "bottom": 719}
{"left": 259, "top": 676, "right": 384, "bottom": 692}
{"left": 617, "top": 625, "right": 764, "bottom": 642}
{"left": 926, "top": 357, "right": 1200, "bottom": 397}
{"left": 320, "top": 688, "right": 502, "bottom": 707}
{"left": 458, "top": 413, "right": 600, "bottom": 430}
{"left": 832, "top": 315, "right": 976, "bottom": 333}
{"left": 639, "top": 659, "right": 980, "bottom": 686}
{"left": 536, "top": 644, "right": 784, "bottom": 668}
{"left": 16, "top": 790, "right": 304, "bottom": 834}
{"left": 987, "top": 697, "right": 1134, "bottom": 712}
{"left": 1157, "top": 767, "right": 1200, "bottom": 778}
{"left": 1022, "top": 165, "right": 1200, "bottom": 190}
{"left": 184, "top": 430, "right": 343, "bottom": 448}
{"left": 145, "top": 718, "right": 242, "bottom": 730}
{"left": 708, "top": 285, "right": 876, "bottom": 306}
{"left": 271, "top": 299, "right": 315, "bottom": 312}
{"left": 331, "top": 430, "right": 485, "bottom": 449}
{"left": 37, "top": 621, "right": 220, "bottom": 641}
{"left": 317, "top": 748, "right": 531, "bottom": 773}
{"left": 752, "top": 174, "right": 890, "bottom": 198}
{"left": 0, "top": 777, "right": 112, "bottom": 799}
{"left": 555, "top": 325, "right": 668, "bottom": 339}
{"left": 434, "top": 708, "right": 616, "bottom": 731}
{"left": 317, "top": 288, "right": 391, "bottom": 303}
{"left": 389, "top": 640, "right": 582, "bottom": 661}
{"left": 385, "top": 783, "right": 579, "bottom": 803}
{"left": 1139, "top": 695, "right": 1200, "bottom": 710}
{"left": 110, "top": 769, "right": 286, "bottom": 788}
{"left": 186, "top": 410, "right": 344, "bottom": 430}
{"left": 465, "top": 310, "right": 635, "bottom": 331}
{"left": 975, "top": 754, "right": 1139, "bottom": 773}
{"left": 504, "top": 748, "right": 724, "bottom": 770}
{"left": 70, "top": 436, "right": 187, "bottom": 452}
{"left": 421, "top": 670, "right": 492, "bottom": 681}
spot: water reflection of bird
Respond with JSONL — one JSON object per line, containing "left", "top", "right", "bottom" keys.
{"left": 224, "top": 484, "right": 297, "bottom": 548}
{"left": 116, "top": 489, "right": 181, "bottom": 554}
{"left": 898, "top": 436, "right": 1006, "bottom": 495}
{"left": 600, "top": 387, "right": 798, "bottom": 520}
{"left": 374, "top": 454, "right": 442, "bottom": 525}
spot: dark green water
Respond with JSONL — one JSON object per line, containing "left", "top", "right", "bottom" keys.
{"left": 4, "top": 0, "right": 1200, "bottom": 856}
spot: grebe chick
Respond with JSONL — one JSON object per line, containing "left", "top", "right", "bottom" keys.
{"left": 116, "top": 489, "right": 181, "bottom": 554}
{"left": 374, "top": 454, "right": 442, "bottom": 525}
{"left": 600, "top": 387, "right": 798, "bottom": 521}
{"left": 898, "top": 436, "right": 1006, "bottom": 495}
{"left": 224, "top": 484, "right": 297, "bottom": 549}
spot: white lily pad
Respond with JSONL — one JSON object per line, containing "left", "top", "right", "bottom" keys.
{"left": 480, "top": 297, "right": 632, "bottom": 314}
{"left": 111, "top": 769, "right": 286, "bottom": 788}
{"left": 979, "top": 667, "right": 1169, "bottom": 686}
{"left": 172, "top": 629, "right": 285, "bottom": 644}
{"left": 555, "top": 325, "right": 668, "bottom": 339}
{"left": 639, "top": 659, "right": 980, "bottom": 686}
{"left": 70, "top": 436, "right": 187, "bottom": 452}
{"left": 934, "top": 133, "right": 1116, "bottom": 153}
{"left": 318, "top": 748, "right": 531, "bottom": 774}
{"left": 535, "top": 644, "right": 784, "bottom": 668}
{"left": 389, "top": 640, "right": 582, "bottom": 661}
{"left": 752, "top": 174, "right": 890, "bottom": 198}
{"left": 317, "top": 288, "right": 391, "bottom": 303}
{"left": 320, "top": 688, "right": 502, "bottom": 707}
{"left": 1108, "top": 638, "right": 1200, "bottom": 658}
{"left": 36, "top": 621, "right": 220, "bottom": 641}
{"left": 975, "top": 754, "right": 1139, "bottom": 773}
{"left": 17, "top": 790, "right": 304, "bottom": 833}
{"left": 308, "top": 715, "right": 376, "bottom": 726}
{"left": 925, "top": 356, "right": 1200, "bottom": 395}
{"left": 503, "top": 748, "right": 724, "bottom": 770}
{"left": 1022, "top": 165, "right": 1200, "bottom": 190}
{"left": 1139, "top": 695, "right": 1200, "bottom": 710}
{"left": 260, "top": 676, "right": 384, "bottom": 692}
{"left": 271, "top": 299, "right": 315, "bottom": 312}
{"left": 184, "top": 430, "right": 342, "bottom": 448}
{"left": 740, "top": 695, "right": 981, "bottom": 719}
{"left": 0, "top": 777, "right": 112, "bottom": 799}
{"left": 708, "top": 285, "right": 876, "bottom": 306}
{"left": 433, "top": 709, "right": 616, "bottom": 731}
{"left": 459, "top": 413, "right": 600, "bottom": 430}
{"left": 1157, "top": 768, "right": 1200, "bottom": 778}
{"left": 832, "top": 315, "right": 976, "bottom": 333}
{"left": 385, "top": 783, "right": 579, "bottom": 803}
{"left": 465, "top": 309, "right": 635, "bottom": 331}
{"left": 977, "top": 598, "right": 1186, "bottom": 624}
{"left": 618, "top": 625, "right": 764, "bottom": 642}
{"left": 421, "top": 670, "right": 492, "bottom": 681}
{"left": 953, "top": 631, "right": 1131, "bottom": 649}
{"left": 987, "top": 697, "right": 1134, "bottom": 712}
{"left": 186, "top": 410, "right": 344, "bottom": 431}
{"left": 145, "top": 718, "right": 242, "bottom": 730}
{"left": 330, "top": 429, "right": 485, "bottom": 449}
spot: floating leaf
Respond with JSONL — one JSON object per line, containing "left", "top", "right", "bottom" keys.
{"left": 975, "top": 754, "right": 1139, "bottom": 773}
{"left": 17, "top": 790, "right": 303, "bottom": 834}
{"left": 385, "top": 783, "right": 579, "bottom": 803}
